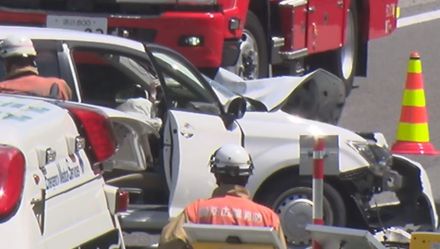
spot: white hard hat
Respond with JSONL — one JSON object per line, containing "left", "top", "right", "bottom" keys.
{"left": 0, "top": 35, "right": 37, "bottom": 59}
{"left": 210, "top": 144, "right": 254, "bottom": 176}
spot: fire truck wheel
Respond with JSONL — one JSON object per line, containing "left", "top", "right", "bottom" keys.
{"left": 329, "top": 2, "right": 358, "bottom": 95}
{"left": 257, "top": 177, "right": 347, "bottom": 247}
{"left": 227, "top": 11, "right": 268, "bottom": 80}
{"left": 307, "top": 2, "right": 359, "bottom": 96}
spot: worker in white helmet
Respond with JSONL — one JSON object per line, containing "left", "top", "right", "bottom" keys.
{"left": 159, "top": 144, "right": 287, "bottom": 249}
{"left": 0, "top": 35, "right": 72, "bottom": 100}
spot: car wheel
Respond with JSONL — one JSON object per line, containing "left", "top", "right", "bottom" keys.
{"left": 226, "top": 11, "right": 268, "bottom": 80}
{"left": 258, "top": 177, "right": 347, "bottom": 247}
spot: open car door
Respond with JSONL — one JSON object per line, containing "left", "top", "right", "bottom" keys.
{"left": 149, "top": 45, "right": 245, "bottom": 216}
{"left": 164, "top": 110, "right": 242, "bottom": 217}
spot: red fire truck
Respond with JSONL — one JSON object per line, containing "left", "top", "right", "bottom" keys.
{"left": 0, "top": 0, "right": 398, "bottom": 94}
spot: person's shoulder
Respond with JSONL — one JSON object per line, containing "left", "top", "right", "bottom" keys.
{"left": 183, "top": 198, "right": 208, "bottom": 218}
{"left": 30, "top": 75, "right": 65, "bottom": 83}
{"left": 253, "top": 202, "right": 281, "bottom": 225}
{"left": 184, "top": 198, "right": 206, "bottom": 209}
{"left": 252, "top": 200, "right": 278, "bottom": 216}
{"left": 43, "top": 76, "right": 68, "bottom": 83}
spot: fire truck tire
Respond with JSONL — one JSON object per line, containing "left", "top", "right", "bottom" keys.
{"left": 227, "top": 11, "right": 268, "bottom": 80}
{"left": 329, "top": 2, "right": 358, "bottom": 95}
{"left": 257, "top": 177, "right": 347, "bottom": 246}
{"left": 308, "top": 2, "right": 358, "bottom": 96}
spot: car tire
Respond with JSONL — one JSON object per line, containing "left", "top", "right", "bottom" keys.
{"left": 257, "top": 177, "right": 347, "bottom": 247}
{"left": 226, "top": 11, "right": 268, "bottom": 80}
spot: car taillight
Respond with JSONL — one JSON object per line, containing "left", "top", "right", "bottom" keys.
{"left": 0, "top": 145, "right": 25, "bottom": 219}
{"left": 117, "top": 190, "right": 129, "bottom": 213}
{"left": 64, "top": 105, "right": 117, "bottom": 168}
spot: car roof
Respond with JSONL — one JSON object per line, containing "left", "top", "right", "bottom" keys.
{"left": 0, "top": 25, "right": 145, "bottom": 52}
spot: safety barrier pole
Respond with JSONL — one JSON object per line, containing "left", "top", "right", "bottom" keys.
{"left": 312, "top": 137, "right": 325, "bottom": 249}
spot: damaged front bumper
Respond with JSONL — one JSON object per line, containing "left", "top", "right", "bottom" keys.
{"left": 346, "top": 133, "right": 438, "bottom": 232}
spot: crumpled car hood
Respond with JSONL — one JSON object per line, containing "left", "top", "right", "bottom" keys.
{"left": 214, "top": 68, "right": 344, "bottom": 111}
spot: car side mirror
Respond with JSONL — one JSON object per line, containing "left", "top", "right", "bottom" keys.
{"left": 224, "top": 97, "right": 246, "bottom": 124}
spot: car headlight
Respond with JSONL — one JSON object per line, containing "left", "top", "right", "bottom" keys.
{"left": 347, "top": 140, "right": 393, "bottom": 176}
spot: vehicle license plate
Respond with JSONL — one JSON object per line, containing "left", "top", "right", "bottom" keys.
{"left": 47, "top": 15, "right": 107, "bottom": 34}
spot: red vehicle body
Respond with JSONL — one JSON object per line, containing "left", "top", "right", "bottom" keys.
{"left": 0, "top": 0, "right": 398, "bottom": 93}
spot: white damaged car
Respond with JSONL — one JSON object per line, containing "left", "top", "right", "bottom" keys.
{"left": 0, "top": 26, "right": 437, "bottom": 247}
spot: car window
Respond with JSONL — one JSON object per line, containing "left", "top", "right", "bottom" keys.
{"left": 0, "top": 40, "right": 61, "bottom": 80}
{"left": 151, "top": 49, "right": 221, "bottom": 115}
{"left": 0, "top": 40, "right": 78, "bottom": 100}
{"left": 71, "top": 48, "right": 159, "bottom": 108}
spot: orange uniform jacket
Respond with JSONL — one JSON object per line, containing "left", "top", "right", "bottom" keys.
{"left": 0, "top": 66, "right": 72, "bottom": 100}
{"left": 159, "top": 184, "right": 287, "bottom": 249}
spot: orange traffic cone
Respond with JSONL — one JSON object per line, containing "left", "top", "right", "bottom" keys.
{"left": 391, "top": 51, "right": 439, "bottom": 155}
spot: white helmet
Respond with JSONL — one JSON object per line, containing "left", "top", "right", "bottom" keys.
{"left": 209, "top": 144, "right": 254, "bottom": 176}
{"left": 0, "top": 35, "right": 37, "bottom": 59}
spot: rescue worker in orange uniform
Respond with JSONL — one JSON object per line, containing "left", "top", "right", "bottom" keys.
{"left": 0, "top": 35, "right": 72, "bottom": 100}
{"left": 159, "top": 144, "right": 287, "bottom": 249}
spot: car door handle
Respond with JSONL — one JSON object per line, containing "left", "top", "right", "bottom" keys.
{"left": 180, "top": 123, "right": 194, "bottom": 138}
{"left": 180, "top": 130, "right": 194, "bottom": 138}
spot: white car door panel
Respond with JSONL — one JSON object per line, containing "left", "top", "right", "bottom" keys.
{"left": 165, "top": 110, "right": 242, "bottom": 217}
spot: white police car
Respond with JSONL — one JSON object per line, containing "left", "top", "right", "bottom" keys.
{"left": 0, "top": 26, "right": 437, "bottom": 247}
{"left": 0, "top": 94, "right": 126, "bottom": 248}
